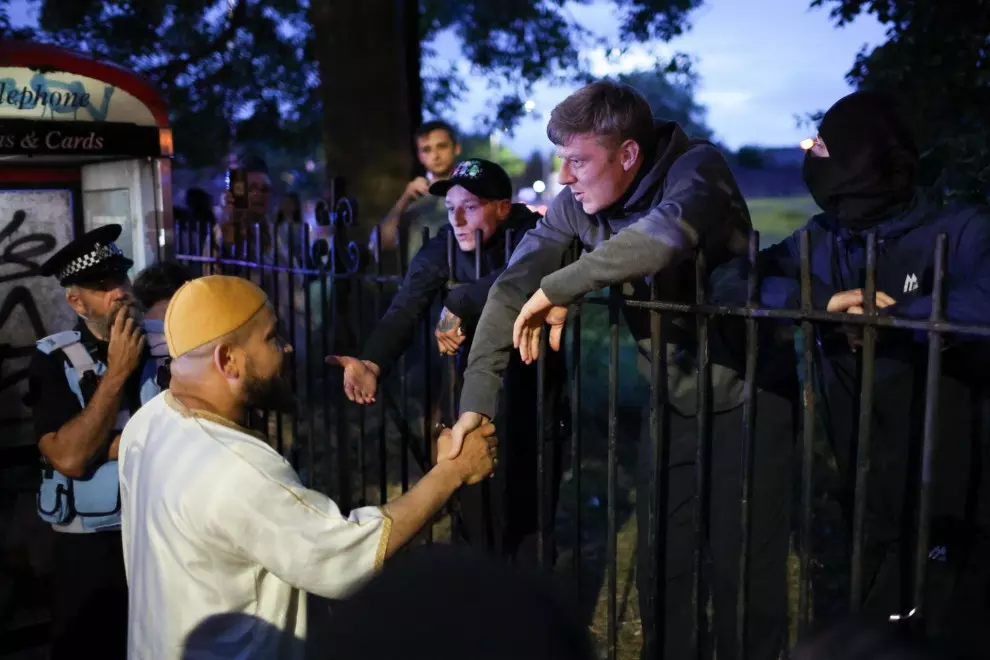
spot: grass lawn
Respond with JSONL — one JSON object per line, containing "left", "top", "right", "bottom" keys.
{"left": 747, "top": 196, "right": 819, "bottom": 247}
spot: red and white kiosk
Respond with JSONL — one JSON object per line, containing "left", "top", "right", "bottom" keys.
{"left": 0, "top": 41, "right": 174, "bottom": 443}
{"left": 0, "top": 42, "right": 173, "bottom": 651}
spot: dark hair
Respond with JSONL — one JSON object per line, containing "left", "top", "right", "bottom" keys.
{"left": 415, "top": 120, "right": 458, "bottom": 146}
{"left": 547, "top": 80, "right": 655, "bottom": 151}
{"left": 133, "top": 261, "right": 194, "bottom": 309}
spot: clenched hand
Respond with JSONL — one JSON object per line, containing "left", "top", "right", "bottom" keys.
{"left": 435, "top": 307, "right": 466, "bottom": 356}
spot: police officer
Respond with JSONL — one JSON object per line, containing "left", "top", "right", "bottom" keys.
{"left": 27, "top": 224, "right": 166, "bottom": 659}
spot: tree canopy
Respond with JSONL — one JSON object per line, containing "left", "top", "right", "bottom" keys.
{"left": 811, "top": 0, "right": 989, "bottom": 201}
{"left": 616, "top": 61, "right": 713, "bottom": 140}
{"left": 7, "top": 0, "right": 703, "bottom": 173}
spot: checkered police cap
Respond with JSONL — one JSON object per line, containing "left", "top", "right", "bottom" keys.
{"left": 40, "top": 224, "right": 134, "bottom": 287}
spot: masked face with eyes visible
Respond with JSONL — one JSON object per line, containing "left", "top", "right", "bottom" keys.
{"left": 802, "top": 91, "right": 919, "bottom": 232}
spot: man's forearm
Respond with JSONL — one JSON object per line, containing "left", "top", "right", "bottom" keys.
{"left": 379, "top": 195, "right": 412, "bottom": 249}
{"left": 382, "top": 461, "right": 462, "bottom": 557}
{"left": 40, "top": 372, "right": 128, "bottom": 477}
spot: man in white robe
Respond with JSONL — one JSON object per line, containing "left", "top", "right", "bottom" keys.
{"left": 119, "top": 275, "right": 497, "bottom": 659}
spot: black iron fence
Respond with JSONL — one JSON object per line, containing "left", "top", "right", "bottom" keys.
{"left": 173, "top": 196, "right": 990, "bottom": 660}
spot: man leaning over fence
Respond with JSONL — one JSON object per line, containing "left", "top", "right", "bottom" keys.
{"left": 742, "top": 91, "right": 990, "bottom": 658}
{"left": 327, "top": 159, "right": 567, "bottom": 561}
{"left": 447, "top": 80, "right": 796, "bottom": 660}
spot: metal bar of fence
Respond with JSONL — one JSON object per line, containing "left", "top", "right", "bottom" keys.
{"left": 570, "top": 242, "right": 583, "bottom": 597}
{"left": 648, "top": 270, "right": 667, "bottom": 658}
{"left": 355, "top": 263, "right": 367, "bottom": 506}
{"left": 606, "top": 284, "right": 620, "bottom": 660}
{"left": 271, "top": 221, "right": 285, "bottom": 456}
{"left": 538, "top": 329, "right": 550, "bottom": 569}
{"left": 446, "top": 230, "right": 458, "bottom": 426}
{"left": 442, "top": 229, "right": 457, "bottom": 540}
{"left": 254, "top": 225, "right": 271, "bottom": 447}
{"left": 693, "top": 248, "right": 712, "bottom": 659}
{"left": 912, "top": 233, "right": 947, "bottom": 617}
{"left": 421, "top": 226, "right": 434, "bottom": 544}
{"left": 331, "top": 223, "right": 351, "bottom": 512}
{"left": 579, "top": 298, "right": 990, "bottom": 337}
{"left": 303, "top": 225, "right": 316, "bottom": 488}
{"left": 374, "top": 228, "right": 388, "bottom": 505}
{"left": 798, "top": 230, "right": 815, "bottom": 631}
{"left": 320, "top": 258, "right": 333, "bottom": 496}
{"left": 287, "top": 222, "right": 300, "bottom": 472}
{"left": 736, "top": 230, "right": 760, "bottom": 658}
{"left": 850, "top": 232, "right": 879, "bottom": 611}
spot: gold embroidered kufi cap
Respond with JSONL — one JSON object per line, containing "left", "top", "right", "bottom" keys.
{"left": 164, "top": 275, "right": 268, "bottom": 358}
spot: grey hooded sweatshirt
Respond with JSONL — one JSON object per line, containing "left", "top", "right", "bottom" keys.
{"left": 459, "top": 121, "right": 753, "bottom": 420}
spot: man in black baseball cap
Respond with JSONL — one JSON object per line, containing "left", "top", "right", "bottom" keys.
{"left": 327, "top": 158, "right": 568, "bottom": 560}
{"left": 428, "top": 158, "right": 514, "bottom": 252}
{"left": 28, "top": 224, "right": 160, "bottom": 659}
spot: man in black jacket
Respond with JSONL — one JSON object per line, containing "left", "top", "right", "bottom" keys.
{"left": 327, "top": 159, "right": 565, "bottom": 560}
{"left": 447, "top": 81, "right": 795, "bottom": 660}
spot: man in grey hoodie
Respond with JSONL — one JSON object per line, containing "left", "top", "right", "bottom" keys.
{"left": 444, "top": 81, "right": 795, "bottom": 660}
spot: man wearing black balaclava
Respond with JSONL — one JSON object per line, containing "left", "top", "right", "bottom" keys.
{"left": 749, "top": 91, "right": 990, "bottom": 656}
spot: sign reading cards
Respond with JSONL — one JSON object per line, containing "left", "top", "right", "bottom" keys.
{"left": 0, "top": 119, "right": 162, "bottom": 157}
{"left": 0, "top": 67, "right": 156, "bottom": 126}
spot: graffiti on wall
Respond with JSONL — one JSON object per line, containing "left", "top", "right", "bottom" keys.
{"left": 0, "top": 192, "right": 74, "bottom": 444}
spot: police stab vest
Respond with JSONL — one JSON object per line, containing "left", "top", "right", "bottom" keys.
{"left": 36, "top": 320, "right": 169, "bottom": 531}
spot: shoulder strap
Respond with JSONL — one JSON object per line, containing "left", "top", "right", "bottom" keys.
{"left": 35, "top": 331, "right": 82, "bottom": 355}
{"left": 61, "top": 342, "right": 100, "bottom": 379}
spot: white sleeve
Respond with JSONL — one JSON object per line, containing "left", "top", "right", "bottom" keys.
{"left": 204, "top": 455, "right": 391, "bottom": 600}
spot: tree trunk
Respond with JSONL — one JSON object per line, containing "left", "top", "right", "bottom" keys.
{"left": 310, "top": 0, "right": 421, "bottom": 241}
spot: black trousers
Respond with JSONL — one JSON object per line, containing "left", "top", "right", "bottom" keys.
{"left": 821, "top": 351, "right": 990, "bottom": 646}
{"left": 637, "top": 390, "right": 795, "bottom": 660}
{"left": 51, "top": 530, "right": 128, "bottom": 660}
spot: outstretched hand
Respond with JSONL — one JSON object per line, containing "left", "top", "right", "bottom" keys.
{"left": 326, "top": 355, "right": 381, "bottom": 405}
{"left": 512, "top": 288, "right": 568, "bottom": 364}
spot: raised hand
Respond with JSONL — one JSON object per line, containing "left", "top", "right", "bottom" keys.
{"left": 106, "top": 307, "right": 146, "bottom": 380}
{"left": 325, "top": 355, "right": 381, "bottom": 405}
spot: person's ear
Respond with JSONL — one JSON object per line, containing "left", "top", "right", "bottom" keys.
{"left": 65, "top": 288, "right": 86, "bottom": 317}
{"left": 214, "top": 343, "right": 242, "bottom": 381}
{"left": 496, "top": 199, "right": 512, "bottom": 220}
{"left": 454, "top": 143, "right": 462, "bottom": 158}
{"left": 618, "top": 139, "right": 641, "bottom": 171}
